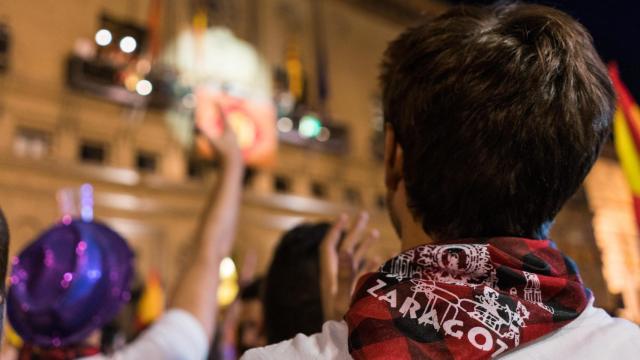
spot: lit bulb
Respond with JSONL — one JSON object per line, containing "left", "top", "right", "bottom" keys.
{"left": 298, "top": 114, "right": 322, "bottom": 138}
{"left": 119, "top": 36, "right": 137, "bottom": 53}
{"left": 219, "top": 257, "right": 237, "bottom": 280}
{"left": 277, "top": 117, "right": 293, "bottom": 133}
{"left": 317, "top": 127, "right": 331, "bottom": 142}
{"left": 135, "top": 79, "right": 153, "bottom": 96}
{"left": 95, "top": 29, "right": 112, "bottom": 46}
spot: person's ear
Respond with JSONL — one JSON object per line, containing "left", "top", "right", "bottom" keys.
{"left": 384, "top": 123, "right": 404, "bottom": 191}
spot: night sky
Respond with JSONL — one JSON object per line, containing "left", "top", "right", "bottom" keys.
{"left": 453, "top": 0, "right": 640, "bottom": 98}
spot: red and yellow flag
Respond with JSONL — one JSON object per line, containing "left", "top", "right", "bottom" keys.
{"left": 609, "top": 63, "right": 640, "bottom": 226}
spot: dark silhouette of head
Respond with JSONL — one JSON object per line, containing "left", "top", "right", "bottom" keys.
{"left": 262, "top": 222, "right": 329, "bottom": 344}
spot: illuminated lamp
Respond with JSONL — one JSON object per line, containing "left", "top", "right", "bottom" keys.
{"left": 317, "top": 127, "right": 331, "bottom": 142}
{"left": 124, "top": 73, "right": 140, "bottom": 91}
{"left": 277, "top": 117, "right": 294, "bottom": 133}
{"left": 217, "top": 257, "right": 239, "bottom": 307}
{"left": 119, "top": 36, "right": 137, "bottom": 53}
{"left": 135, "top": 79, "right": 153, "bottom": 96}
{"left": 95, "top": 29, "right": 112, "bottom": 46}
{"left": 298, "top": 114, "right": 322, "bottom": 138}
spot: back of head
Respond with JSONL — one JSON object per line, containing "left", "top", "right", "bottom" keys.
{"left": 381, "top": 3, "right": 615, "bottom": 240}
{"left": 262, "top": 222, "right": 329, "bottom": 344}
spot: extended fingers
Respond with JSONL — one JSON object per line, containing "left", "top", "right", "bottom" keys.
{"left": 339, "top": 212, "right": 369, "bottom": 255}
{"left": 322, "top": 213, "right": 349, "bottom": 251}
{"left": 353, "top": 228, "right": 380, "bottom": 266}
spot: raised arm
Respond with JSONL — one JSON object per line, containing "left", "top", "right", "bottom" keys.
{"left": 171, "top": 123, "right": 245, "bottom": 341}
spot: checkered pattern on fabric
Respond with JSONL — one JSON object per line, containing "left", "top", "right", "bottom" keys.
{"left": 345, "top": 238, "right": 590, "bottom": 360}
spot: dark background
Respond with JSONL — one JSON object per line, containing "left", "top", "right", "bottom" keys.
{"left": 453, "top": 0, "right": 640, "bottom": 99}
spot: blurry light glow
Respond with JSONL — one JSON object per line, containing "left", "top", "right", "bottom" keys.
{"left": 298, "top": 114, "right": 322, "bottom": 138}
{"left": 119, "top": 36, "right": 137, "bottom": 53}
{"left": 124, "top": 74, "right": 140, "bottom": 91}
{"left": 181, "top": 93, "right": 196, "bottom": 109}
{"left": 136, "top": 59, "right": 152, "bottom": 74}
{"left": 218, "top": 280, "right": 238, "bottom": 308}
{"left": 317, "top": 127, "right": 331, "bottom": 142}
{"left": 218, "top": 257, "right": 238, "bottom": 307}
{"left": 136, "top": 80, "right": 153, "bottom": 96}
{"left": 219, "top": 257, "right": 237, "bottom": 280}
{"left": 277, "top": 117, "right": 293, "bottom": 133}
{"left": 88, "top": 269, "right": 102, "bottom": 279}
{"left": 95, "top": 29, "right": 112, "bottom": 46}
{"left": 62, "top": 214, "right": 72, "bottom": 225}
{"left": 80, "top": 183, "right": 94, "bottom": 222}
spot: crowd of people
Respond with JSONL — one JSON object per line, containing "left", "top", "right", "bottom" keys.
{"left": 0, "top": 3, "right": 639, "bottom": 359}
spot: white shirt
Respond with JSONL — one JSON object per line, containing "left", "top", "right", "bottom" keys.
{"left": 81, "top": 309, "right": 208, "bottom": 360}
{"left": 242, "top": 304, "right": 640, "bottom": 359}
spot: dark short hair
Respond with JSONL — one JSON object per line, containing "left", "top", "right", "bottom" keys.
{"left": 381, "top": 3, "right": 614, "bottom": 240}
{"left": 239, "top": 278, "right": 263, "bottom": 301}
{"left": 262, "top": 223, "right": 329, "bottom": 344}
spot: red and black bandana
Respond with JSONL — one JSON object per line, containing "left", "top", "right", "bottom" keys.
{"left": 345, "top": 238, "right": 591, "bottom": 359}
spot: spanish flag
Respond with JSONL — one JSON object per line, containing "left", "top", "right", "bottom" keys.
{"left": 609, "top": 63, "right": 640, "bottom": 227}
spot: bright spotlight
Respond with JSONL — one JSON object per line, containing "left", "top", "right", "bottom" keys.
{"left": 298, "top": 114, "right": 322, "bottom": 138}
{"left": 277, "top": 117, "right": 294, "bottom": 133}
{"left": 95, "top": 29, "right": 112, "bottom": 46}
{"left": 135, "top": 79, "right": 153, "bottom": 96}
{"left": 219, "top": 257, "right": 237, "bottom": 280}
{"left": 317, "top": 127, "right": 331, "bottom": 142}
{"left": 119, "top": 36, "right": 137, "bottom": 53}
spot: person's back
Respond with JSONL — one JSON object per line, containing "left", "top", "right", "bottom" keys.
{"left": 243, "top": 3, "right": 640, "bottom": 359}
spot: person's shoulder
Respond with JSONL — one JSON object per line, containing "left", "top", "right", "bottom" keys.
{"left": 80, "top": 309, "right": 209, "bottom": 360}
{"left": 241, "top": 320, "right": 350, "bottom": 360}
{"left": 502, "top": 305, "right": 640, "bottom": 359}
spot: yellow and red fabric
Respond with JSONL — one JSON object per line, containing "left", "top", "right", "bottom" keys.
{"left": 609, "top": 63, "right": 640, "bottom": 226}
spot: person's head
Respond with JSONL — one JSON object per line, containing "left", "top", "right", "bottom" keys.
{"left": 262, "top": 222, "right": 329, "bottom": 344}
{"left": 237, "top": 278, "right": 266, "bottom": 353}
{"left": 7, "top": 220, "right": 133, "bottom": 354}
{"left": 382, "top": 3, "right": 614, "bottom": 241}
{"left": 0, "top": 209, "right": 9, "bottom": 339}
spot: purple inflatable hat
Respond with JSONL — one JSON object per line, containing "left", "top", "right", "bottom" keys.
{"left": 7, "top": 219, "right": 134, "bottom": 348}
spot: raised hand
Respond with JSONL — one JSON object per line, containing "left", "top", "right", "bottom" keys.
{"left": 195, "top": 103, "right": 243, "bottom": 168}
{"left": 320, "top": 212, "right": 380, "bottom": 322}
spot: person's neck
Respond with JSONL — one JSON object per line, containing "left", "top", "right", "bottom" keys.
{"left": 389, "top": 182, "right": 437, "bottom": 251}
{"left": 395, "top": 209, "right": 436, "bottom": 251}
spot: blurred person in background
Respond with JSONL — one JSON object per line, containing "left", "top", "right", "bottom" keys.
{"left": 235, "top": 279, "right": 266, "bottom": 354}
{"left": 6, "top": 121, "right": 244, "bottom": 360}
{"left": 262, "top": 221, "right": 379, "bottom": 347}
{"left": 242, "top": 3, "right": 640, "bottom": 359}
{"left": 262, "top": 223, "right": 328, "bottom": 345}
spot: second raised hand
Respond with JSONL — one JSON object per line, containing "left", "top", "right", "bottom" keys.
{"left": 320, "top": 212, "right": 380, "bottom": 322}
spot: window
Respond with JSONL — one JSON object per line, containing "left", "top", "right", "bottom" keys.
{"left": 311, "top": 182, "right": 327, "bottom": 199}
{"left": 136, "top": 151, "right": 157, "bottom": 173}
{"left": 243, "top": 167, "right": 256, "bottom": 187}
{"left": 79, "top": 141, "right": 107, "bottom": 164}
{"left": 376, "top": 194, "right": 386, "bottom": 210}
{"left": 344, "top": 187, "right": 362, "bottom": 205}
{"left": 274, "top": 175, "right": 290, "bottom": 193}
{"left": 13, "top": 127, "right": 50, "bottom": 159}
{"left": 187, "top": 158, "right": 204, "bottom": 179}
